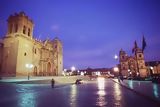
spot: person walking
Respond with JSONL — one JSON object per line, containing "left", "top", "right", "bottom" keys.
{"left": 51, "top": 78, "right": 55, "bottom": 88}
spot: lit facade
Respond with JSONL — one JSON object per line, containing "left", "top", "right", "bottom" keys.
{"left": 119, "top": 47, "right": 147, "bottom": 78}
{"left": 0, "top": 12, "right": 63, "bottom": 76}
{"left": 146, "top": 61, "right": 160, "bottom": 75}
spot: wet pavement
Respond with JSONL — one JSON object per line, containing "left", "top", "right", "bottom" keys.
{"left": 0, "top": 79, "right": 160, "bottom": 107}
{"left": 113, "top": 79, "right": 160, "bottom": 102}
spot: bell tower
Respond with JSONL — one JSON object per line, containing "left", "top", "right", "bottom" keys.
{"left": 52, "top": 37, "right": 63, "bottom": 76}
{"left": 135, "top": 48, "right": 147, "bottom": 77}
{"left": 119, "top": 49, "right": 128, "bottom": 77}
{"left": 7, "top": 11, "right": 34, "bottom": 38}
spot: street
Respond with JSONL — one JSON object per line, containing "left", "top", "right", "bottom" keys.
{"left": 0, "top": 79, "right": 159, "bottom": 107}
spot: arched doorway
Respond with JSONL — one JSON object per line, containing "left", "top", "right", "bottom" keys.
{"left": 47, "top": 62, "right": 51, "bottom": 76}
{"left": 34, "top": 66, "right": 38, "bottom": 76}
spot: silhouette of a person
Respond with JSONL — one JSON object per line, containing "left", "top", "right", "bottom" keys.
{"left": 51, "top": 78, "right": 55, "bottom": 88}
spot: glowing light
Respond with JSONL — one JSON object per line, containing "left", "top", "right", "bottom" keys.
{"left": 137, "top": 72, "right": 139, "bottom": 76}
{"left": 114, "top": 67, "right": 119, "bottom": 72}
{"left": 150, "top": 66, "right": 153, "bottom": 70}
{"left": 114, "top": 54, "right": 118, "bottom": 60}
{"left": 25, "top": 64, "right": 33, "bottom": 69}
{"left": 80, "top": 72, "right": 84, "bottom": 76}
{"left": 97, "top": 77, "right": 105, "bottom": 90}
{"left": 96, "top": 77, "right": 107, "bottom": 106}
{"left": 64, "top": 69, "right": 67, "bottom": 72}
{"left": 71, "top": 66, "right": 76, "bottom": 71}
{"left": 97, "top": 72, "right": 101, "bottom": 76}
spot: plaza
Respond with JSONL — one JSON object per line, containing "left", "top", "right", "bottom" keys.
{"left": 0, "top": 76, "right": 160, "bottom": 107}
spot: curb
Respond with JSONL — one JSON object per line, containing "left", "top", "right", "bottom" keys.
{"left": 111, "top": 79, "right": 160, "bottom": 106}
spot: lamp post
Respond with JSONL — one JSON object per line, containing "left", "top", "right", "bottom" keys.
{"left": 25, "top": 64, "right": 33, "bottom": 80}
{"left": 114, "top": 54, "right": 119, "bottom": 77}
{"left": 114, "top": 54, "right": 118, "bottom": 60}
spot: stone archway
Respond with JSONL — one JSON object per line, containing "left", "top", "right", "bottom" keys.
{"left": 47, "top": 62, "right": 51, "bottom": 76}
{"left": 34, "top": 66, "right": 38, "bottom": 76}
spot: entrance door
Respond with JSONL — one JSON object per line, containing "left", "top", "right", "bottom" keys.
{"left": 47, "top": 62, "right": 51, "bottom": 76}
{"left": 34, "top": 66, "right": 38, "bottom": 76}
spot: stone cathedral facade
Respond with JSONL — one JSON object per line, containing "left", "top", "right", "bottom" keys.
{"left": 119, "top": 47, "right": 147, "bottom": 78}
{"left": 0, "top": 12, "right": 63, "bottom": 77}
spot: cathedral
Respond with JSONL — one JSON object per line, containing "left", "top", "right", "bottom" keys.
{"left": 0, "top": 12, "right": 63, "bottom": 77}
{"left": 119, "top": 46, "right": 147, "bottom": 78}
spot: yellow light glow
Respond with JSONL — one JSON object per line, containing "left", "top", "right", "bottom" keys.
{"left": 114, "top": 67, "right": 119, "bottom": 72}
{"left": 96, "top": 77, "right": 107, "bottom": 106}
{"left": 97, "top": 77, "right": 105, "bottom": 90}
{"left": 114, "top": 83, "right": 122, "bottom": 105}
{"left": 71, "top": 66, "right": 76, "bottom": 71}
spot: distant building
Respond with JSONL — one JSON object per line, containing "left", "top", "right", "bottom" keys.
{"left": 119, "top": 47, "right": 147, "bottom": 78}
{"left": 80, "top": 67, "right": 112, "bottom": 76}
{"left": 0, "top": 12, "right": 63, "bottom": 77}
{"left": 145, "top": 61, "right": 160, "bottom": 75}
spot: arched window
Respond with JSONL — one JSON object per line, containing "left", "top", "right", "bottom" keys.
{"left": 15, "top": 24, "right": 18, "bottom": 32}
{"left": 23, "top": 26, "right": 26, "bottom": 34}
{"left": 24, "top": 52, "right": 27, "bottom": 56}
{"left": 35, "top": 48, "right": 36, "bottom": 54}
{"left": 10, "top": 24, "right": 13, "bottom": 33}
{"left": 28, "top": 28, "right": 30, "bottom": 36}
{"left": 139, "top": 54, "right": 142, "bottom": 58}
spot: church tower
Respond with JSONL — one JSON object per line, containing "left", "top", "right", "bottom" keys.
{"left": 52, "top": 37, "right": 63, "bottom": 76}
{"left": 119, "top": 49, "right": 128, "bottom": 77}
{"left": 0, "top": 12, "right": 63, "bottom": 77}
{"left": 1, "top": 12, "right": 34, "bottom": 76}
{"left": 7, "top": 12, "right": 34, "bottom": 38}
{"left": 135, "top": 47, "right": 147, "bottom": 77}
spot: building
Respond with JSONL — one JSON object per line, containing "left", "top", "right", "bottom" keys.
{"left": 145, "top": 61, "right": 160, "bottom": 75}
{"left": 119, "top": 47, "right": 147, "bottom": 78}
{"left": 0, "top": 12, "right": 63, "bottom": 77}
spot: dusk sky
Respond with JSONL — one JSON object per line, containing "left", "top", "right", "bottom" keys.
{"left": 0, "top": 0, "right": 160, "bottom": 69}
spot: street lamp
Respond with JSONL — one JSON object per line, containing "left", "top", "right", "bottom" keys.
{"left": 114, "top": 67, "right": 119, "bottom": 72}
{"left": 71, "top": 66, "right": 76, "bottom": 72}
{"left": 25, "top": 63, "right": 33, "bottom": 80}
{"left": 114, "top": 54, "right": 118, "bottom": 60}
{"left": 70, "top": 66, "right": 76, "bottom": 76}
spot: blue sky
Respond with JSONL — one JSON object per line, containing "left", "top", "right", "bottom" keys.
{"left": 0, "top": 0, "right": 160, "bottom": 69}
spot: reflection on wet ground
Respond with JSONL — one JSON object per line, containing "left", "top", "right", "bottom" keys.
{"left": 0, "top": 79, "right": 160, "bottom": 107}
{"left": 114, "top": 82, "right": 121, "bottom": 106}
{"left": 96, "top": 77, "right": 107, "bottom": 106}
{"left": 70, "top": 85, "right": 77, "bottom": 107}
{"left": 124, "top": 80, "right": 160, "bottom": 101}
